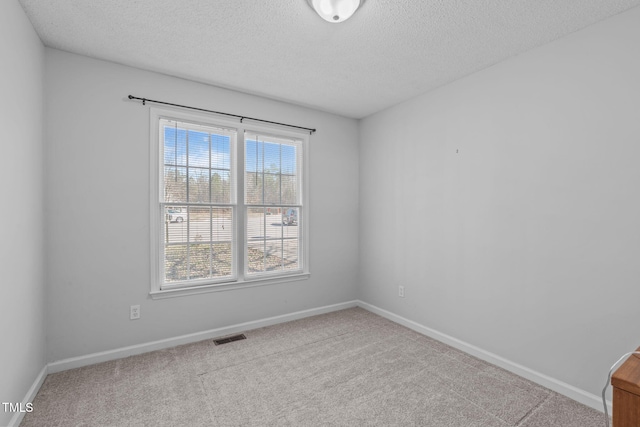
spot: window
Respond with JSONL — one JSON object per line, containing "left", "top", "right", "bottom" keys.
{"left": 245, "top": 133, "right": 303, "bottom": 276}
{"left": 150, "top": 108, "right": 309, "bottom": 297}
{"left": 160, "top": 118, "right": 236, "bottom": 284}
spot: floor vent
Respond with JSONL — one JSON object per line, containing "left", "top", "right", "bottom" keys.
{"left": 213, "top": 334, "right": 247, "bottom": 345}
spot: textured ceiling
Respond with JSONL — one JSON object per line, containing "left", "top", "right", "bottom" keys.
{"left": 18, "top": 0, "right": 640, "bottom": 118}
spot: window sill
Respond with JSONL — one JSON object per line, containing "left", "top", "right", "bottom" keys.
{"left": 150, "top": 273, "right": 310, "bottom": 300}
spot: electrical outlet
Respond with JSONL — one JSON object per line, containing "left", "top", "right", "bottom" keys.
{"left": 398, "top": 286, "right": 405, "bottom": 298}
{"left": 130, "top": 305, "right": 140, "bottom": 320}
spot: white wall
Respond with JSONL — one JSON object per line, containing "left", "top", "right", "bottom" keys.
{"left": 0, "top": 0, "right": 45, "bottom": 425}
{"left": 44, "top": 49, "right": 359, "bottom": 362}
{"left": 359, "top": 6, "right": 640, "bottom": 399}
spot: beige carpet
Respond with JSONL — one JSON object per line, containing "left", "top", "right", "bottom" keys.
{"left": 21, "top": 307, "right": 605, "bottom": 426}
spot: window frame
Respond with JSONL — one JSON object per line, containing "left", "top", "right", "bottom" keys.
{"left": 244, "top": 131, "right": 305, "bottom": 279}
{"left": 149, "top": 107, "right": 310, "bottom": 299}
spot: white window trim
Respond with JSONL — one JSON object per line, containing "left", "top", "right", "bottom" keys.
{"left": 149, "top": 107, "right": 310, "bottom": 299}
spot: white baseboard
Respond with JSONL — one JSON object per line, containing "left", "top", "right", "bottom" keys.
{"left": 48, "top": 300, "right": 358, "bottom": 374}
{"left": 355, "top": 300, "right": 610, "bottom": 414}
{"left": 8, "top": 365, "right": 48, "bottom": 427}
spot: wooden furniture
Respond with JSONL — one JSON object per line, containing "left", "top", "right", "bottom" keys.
{"left": 612, "top": 347, "right": 640, "bottom": 427}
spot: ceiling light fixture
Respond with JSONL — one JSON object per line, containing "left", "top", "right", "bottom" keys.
{"left": 307, "top": 0, "right": 363, "bottom": 23}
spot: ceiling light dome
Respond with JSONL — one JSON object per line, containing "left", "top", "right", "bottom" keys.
{"left": 307, "top": 0, "right": 362, "bottom": 23}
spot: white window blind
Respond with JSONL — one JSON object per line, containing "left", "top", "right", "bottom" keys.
{"left": 245, "top": 132, "right": 304, "bottom": 276}
{"left": 159, "top": 118, "right": 237, "bottom": 286}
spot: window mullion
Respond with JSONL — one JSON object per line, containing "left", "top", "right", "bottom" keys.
{"left": 208, "top": 133, "right": 213, "bottom": 278}
{"left": 281, "top": 205, "right": 285, "bottom": 271}
{"left": 208, "top": 133, "right": 212, "bottom": 203}
{"left": 185, "top": 129, "right": 191, "bottom": 280}
{"left": 279, "top": 145, "right": 284, "bottom": 270}
{"left": 236, "top": 129, "right": 245, "bottom": 280}
{"left": 209, "top": 206, "right": 213, "bottom": 278}
{"left": 261, "top": 137, "right": 265, "bottom": 207}
{"left": 264, "top": 206, "right": 268, "bottom": 273}
{"left": 261, "top": 139, "right": 266, "bottom": 272}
